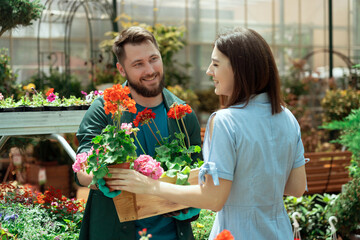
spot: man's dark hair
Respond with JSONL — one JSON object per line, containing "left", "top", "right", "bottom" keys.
{"left": 112, "top": 26, "right": 159, "bottom": 64}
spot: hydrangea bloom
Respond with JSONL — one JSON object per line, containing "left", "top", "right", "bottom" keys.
{"left": 72, "top": 152, "right": 88, "bottom": 172}
{"left": 134, "top": 155, "right": 164, "bottom": 180}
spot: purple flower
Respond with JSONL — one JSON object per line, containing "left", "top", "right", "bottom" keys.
{"left": 4, "top": 214, "right": 18, "bottom": 221}
{"left": 81, "top": 91, "right": 88, "bottom": 96}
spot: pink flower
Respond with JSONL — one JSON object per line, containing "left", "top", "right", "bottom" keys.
{"left": 81, "top": 91, "right": 88, "bottom": 96}
{"left": 0, "top": 93, "right": 3, "bottom": 100}
{"left": 46, "top": 93, "right": 58, "bottom": 102}
{"left": 88, "top": 146, "right": 100, "bottom": 156}
{"left": 134, "top": 155, "right": 164, "bottom": 180}
{"left": 72, "top": 152, "right": 88, "bottom": 172}
{"left": 121, "top": 123, "right": 133, "bottom": 135}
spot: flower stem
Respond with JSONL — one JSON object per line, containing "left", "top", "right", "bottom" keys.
{"left": 134, "top": 133, "right": 146, "bottom": 155}
{"left": 146, "top": 122, "right": 161, "bottom": 145}
{"left": 151, "top": 119, "right": 164, "bottom": 144}
{"left": 174, "top": 107, "right": 186, "bottom": 148}
{"left": 181, "top": 118, "right": 190, "bottom": 149}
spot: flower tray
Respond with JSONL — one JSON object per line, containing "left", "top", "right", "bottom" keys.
{"left": 113, "top": 168, "right": 199, "bottom": 222}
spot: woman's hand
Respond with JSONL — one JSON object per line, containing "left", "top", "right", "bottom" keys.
{"left": 105, "top": 168, "right": 157, "bottom": 194}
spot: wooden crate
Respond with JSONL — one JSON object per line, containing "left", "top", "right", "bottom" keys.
{"left": 113, "top": 168, "right": 199, "bottom": 222}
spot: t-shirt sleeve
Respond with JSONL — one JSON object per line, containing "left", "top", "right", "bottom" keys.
{"left": 203, "top": 111, "right": 235, "bottom": 181}
{"left": 75, "top": 97, "right": 110, "bottom": 186}
{"left": 76, "top": 97, "right": 110, "bottom": 154}
{"left": 292, "top": 121, "right": 306, "bottom": 169}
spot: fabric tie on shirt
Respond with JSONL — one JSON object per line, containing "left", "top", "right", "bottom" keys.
{"left": 199, "top": 162, "right": 220, "bottom": 186}
{"left": 305, "top": 158, "right": 310, "bottom": 191}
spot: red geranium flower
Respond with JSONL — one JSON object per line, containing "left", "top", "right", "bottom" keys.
{"left": 167, "top": 104, "right": 192, "bottom": 120}
{"left": 46, "top": 88, "right": 54, "bottom": 97}
{"left": 133, "top": 108, "right": 156, "bottom": 127}
{"left": 214, "top": 229, "right": 234, "bottom": 240}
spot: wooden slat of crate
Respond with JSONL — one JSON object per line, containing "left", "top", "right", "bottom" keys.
{"left": 113, "top": 168, "right": 199, "bottom": 222}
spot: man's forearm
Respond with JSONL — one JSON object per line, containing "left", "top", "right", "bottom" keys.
{"left": 77, "top": 170, "right": 98, "bottom": 189}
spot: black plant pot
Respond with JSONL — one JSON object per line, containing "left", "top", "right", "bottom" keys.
{"left": 44, "top": 106, "right": 64, "bottom": 111}
{"left": 2, "top": 106, "right": 24, "bottom": 112}
{"left": 81, "top": 105, "right": 90, "bottom": 110}
{"left": 66, "top": 105, "right": 82, "bottom": 110}
{"left": 24, "top": 106, "right": 44, "bottom": 112}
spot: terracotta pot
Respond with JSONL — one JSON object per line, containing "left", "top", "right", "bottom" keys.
{"left": 104, "top": 162, "right": 130, "bottom": 192}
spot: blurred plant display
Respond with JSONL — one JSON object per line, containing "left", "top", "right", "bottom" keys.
{"left": 321, "top": 89, "right": 360, "bottom": 123}
{"left": 326, "top": 177, "right": 360, "bottom": 239}
{"left": 195, "top": 87, "right": 220, "bottom": 113}
{"left": 0, "top": 183, "right": 85, "bottom": 239}
{"left": 284, "top": 194, "right": 337, "bottom": 240}
{"left": 27, "top": 69, "right": 82, "bottom": 98}
{"left": 191, "top": 209, "right": 216, "bottom": 240}
{"left": 0, "top": 48, "right": 22, "bottom": 99}
{"left": 321, "top": 108, "right": 360, "bottom": 178}
{"left": 0, "top": 0, "right": 45, "bottom": 37}
{"left": 93, "top": 62, "right": 125, "bottom": 86}
{"left": 281, "top": 62, "right": 333, "bottom": 152}
{"left": 167, "top": 85, "right": 200, "bottom": 111}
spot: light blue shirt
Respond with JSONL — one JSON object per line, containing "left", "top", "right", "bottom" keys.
{"left": 202, "top": 93, "right": 305, "bottom": 239}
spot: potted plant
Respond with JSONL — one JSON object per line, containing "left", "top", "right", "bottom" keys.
{"left": 43, "top": 88, "right": 63, "bottom": 111}
{"left": 92, "top": 63, "right": 125, "bottom": 91}
{"left": 0, "top": 96, "right": 23, "bottom": 112}
{"left": 63, "top": 95, "right": 83, "bottom": 110}
{"left": 322, "top": 108, "right": 360, "bottom": 239}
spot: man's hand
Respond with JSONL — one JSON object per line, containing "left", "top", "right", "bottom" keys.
{"left": 163, "top": 208, "right": 200, "bottom": 222}
{"left": 77, "top": 169, "right": 98, "bottom": 189}
{"left": 163, "top": 208, "right": 189, "bottom": 217}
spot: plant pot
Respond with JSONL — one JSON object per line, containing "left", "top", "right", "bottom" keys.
{"left": 81, "top": 105, "right": 90, "bottom": 110}
{"left": 65, "top": 105, "right": 82, "bottom": 111}
{"left": 3, "top": 106, "right": 24, "bottom": 112}
{"left": 104, "top": 162, "right": 131, "bottom": 192}
{"left": 24, "top": 106, "right": 44, "bottom": 112}
{"left": 44, "top": 106, "right": 64, "bottom": 111}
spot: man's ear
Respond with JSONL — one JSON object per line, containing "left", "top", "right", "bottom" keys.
{"left": 116, "top": 62, "right": 126, "bottom": 77}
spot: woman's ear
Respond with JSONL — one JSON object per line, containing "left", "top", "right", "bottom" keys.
{"left": 116, "top": 62, "right": 126, "bottom": 77}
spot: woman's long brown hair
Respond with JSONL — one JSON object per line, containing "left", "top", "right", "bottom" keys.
{"left": 215, "top": 27, "right": 284, "bottom": 114}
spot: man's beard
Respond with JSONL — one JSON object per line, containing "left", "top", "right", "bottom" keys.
{"left": 126, "top": 72, "right": 165, "bottom": 98}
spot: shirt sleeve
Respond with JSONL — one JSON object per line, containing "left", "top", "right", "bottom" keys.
{"left": 76, "top": 97, "right": 110, "bottom": 154}
{"left": 292, "top": 121, "right": 306, "bottom": 169}
{"left": 75, "top": 97, "right": 110, "bottom": 186}
{"left": 203, "top": 111, "right": 236, "bottom": 181}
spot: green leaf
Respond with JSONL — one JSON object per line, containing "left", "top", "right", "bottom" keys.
{"left": 165, "top": 169, "right": 178, "bottom": 178}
